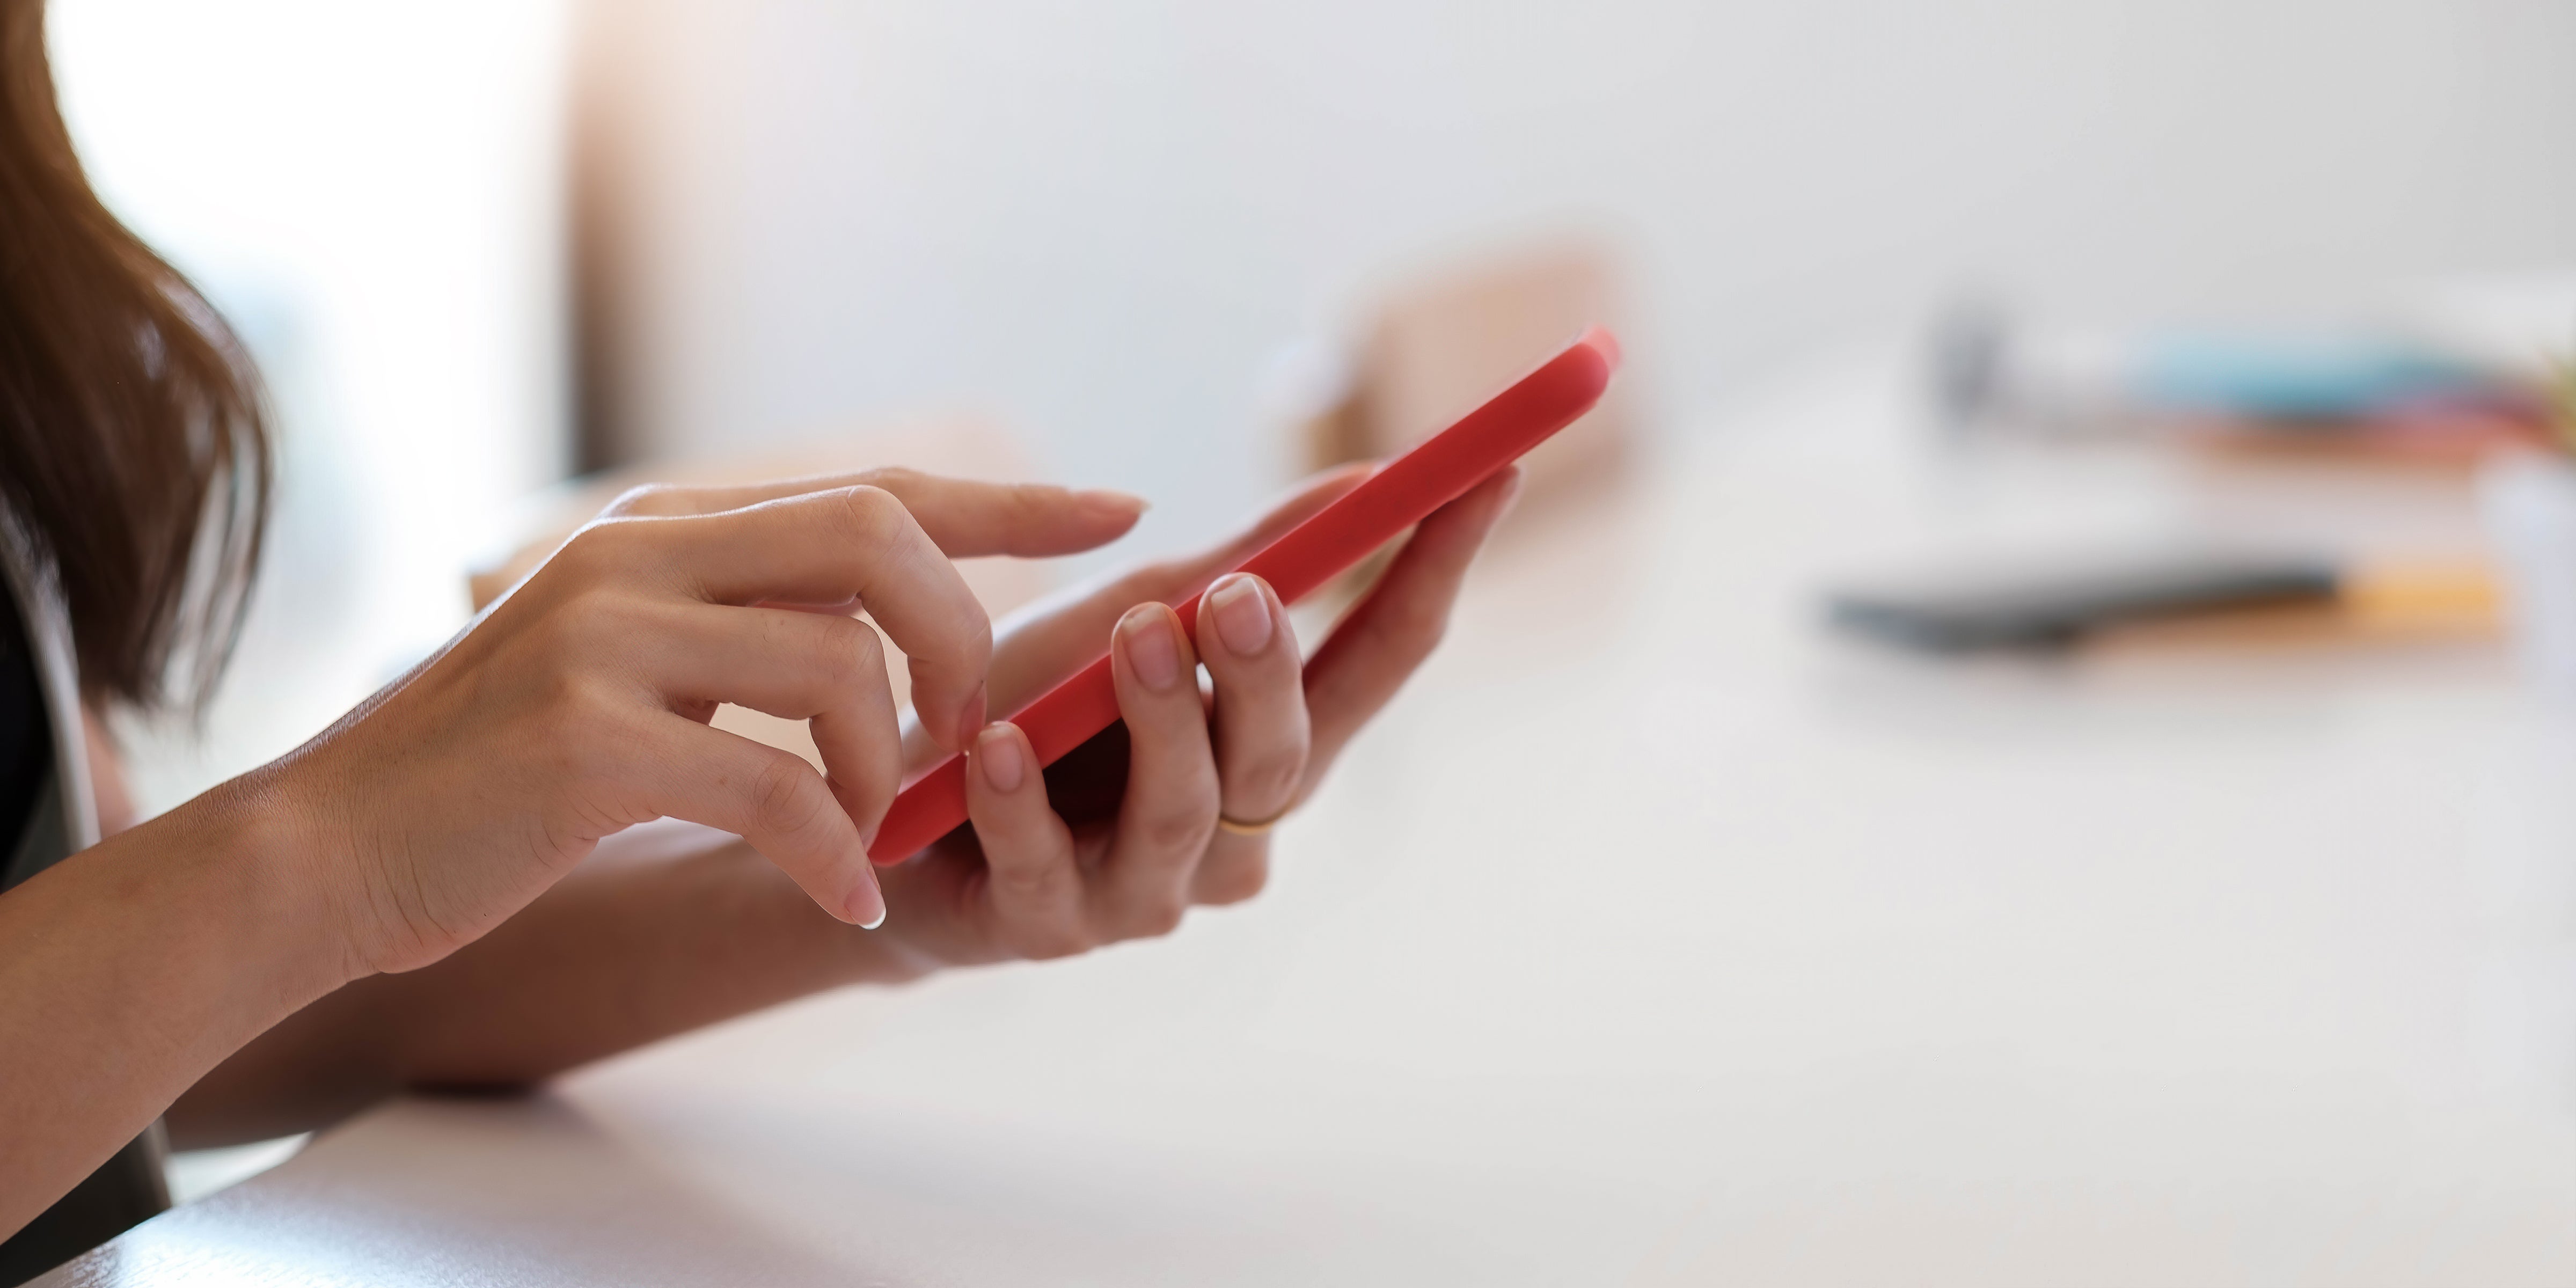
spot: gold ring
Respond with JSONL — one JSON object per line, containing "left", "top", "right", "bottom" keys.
{"left": 1216, "top": 806, "right": 1293, "bottom": 837}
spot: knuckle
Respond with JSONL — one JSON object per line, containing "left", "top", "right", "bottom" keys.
{"left": 986, "top": 848, "right": 1064, "bottom": 903}
{"left": 1229, "top": 746, "right": 1307, "bottom": 811}
{"left": 749, "top": 753, "right": 832, "bottom": 841}
{"left": 539, "top": 591, "right": 647, "bottom": 670}
{"left": 551, "top": 521, "right": 625, "bottom": 577}
{"left": 558, "top": 670, "right": 625, "bottom": 722}
{"left": 550, "top": 703, "right": 645, "bottom": 786}
{"left": 1198, "top": 854, "right": 1271, "bottom": 906}
{"left": 1138, "top": 804, "right": 1216, "bottom": 857}
{"left": 831, "top": 485, "right": 909, "bottom": 551}
{"left": 603, "top": 483, "right": 679, "bottom": 517}
{"left": 1008, "top": 481, "right": 1056, "bottom": 523}
{"left": 987, "top": 859, "right": 1047, "bottom": 901}
{"left": 561, "top": 584, "right": 635, "bottom": 632}
{"left": 814, "top": 617, "right": 884, "bottom": 689}
{"left": 1126, "top": 893, "right": 1188, "bottom": 938}
{"left": 863, "top": 466, "right": 924, "bottom": 494}
{"left": 523, "top": 606, "right": 591, "bottom": 671}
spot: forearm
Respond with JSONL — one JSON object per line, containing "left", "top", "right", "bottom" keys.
{"left": 0, "top": 784, "right": 352, "bottom": 1234}
{"left": 170, "top": 824, "right": 908, "bottom": 1147}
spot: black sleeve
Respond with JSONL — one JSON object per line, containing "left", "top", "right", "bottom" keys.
{"left": 0, "top": 592, "right": 171, "bottom": 1283}
{"left": 0, "top": 1137, "right": 169, "bottom": 1285}
{"left": 0, "top": 587, "right": 50, "bottom": 887}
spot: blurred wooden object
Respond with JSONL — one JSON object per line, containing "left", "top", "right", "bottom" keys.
{"left": 2087, "top": 557, "right": 2502, "bottom": 655}
{"left": 466, "top": 418, "right": 1057, "bottom": 769}
{"left": 1305, "top": 240, "right": 1631, "bottom": 504}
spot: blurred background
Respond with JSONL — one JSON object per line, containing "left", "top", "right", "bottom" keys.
{"left": 47, "top": 0, "right": 2576, "bottom": 801}
{"left": 42, "top": 1, "right": 2576, "bottom": 1267}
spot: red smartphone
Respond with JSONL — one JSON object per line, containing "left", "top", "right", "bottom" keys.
{"left": 868, "top": 325, "right": 1621, "bottom": 863}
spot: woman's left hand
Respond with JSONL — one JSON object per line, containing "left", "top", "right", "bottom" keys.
{"left": 861, "top": 466, "right": 1519, "bottom": 974}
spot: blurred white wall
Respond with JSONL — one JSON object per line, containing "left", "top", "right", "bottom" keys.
{"left": 50, "top": 0, "right": 569, "bottom": 807}
{"left": 36, "top": 0, "right": 2576, "bottom": 801}
{"left": 575, "top": 0, "right": 2576, "bottom": 552}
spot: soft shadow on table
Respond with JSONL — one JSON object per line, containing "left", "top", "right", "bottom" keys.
{"left": 41, "top": 1096, "right": 872, "bottom": 1288}
{"left": 1803, "top": 627, "right": 2508, "bottom": 749}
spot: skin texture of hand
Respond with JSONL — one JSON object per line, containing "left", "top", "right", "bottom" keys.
{"left": 867, "top": 465, "right": 1523, "bottom": 976}
{"left": 1, "top": 470, "right": 1151, "bottom": 1231}
{"left": 249, "top": 470, "right": 1146, "bottom": 976}
{"left": 161, "top": 466, "right": 1519, "bottom": 1150}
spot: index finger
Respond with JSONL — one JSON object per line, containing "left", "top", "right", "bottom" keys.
{"left": 609, "top": 469, "right": 1145, "bottom": 559}
{"left": 612, "top": 486, "right": 993, "bottom": 751}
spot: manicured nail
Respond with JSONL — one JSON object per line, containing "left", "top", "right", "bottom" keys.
{"left": 977, "top": 722, "right": 1025, "bottom": 793}
{"left": 845, "top": 863, "right": 888, "bottom": 930}
{"left": 1080, "top": 488, "right": 1148, "bottom": 518}
{"left": 1208, "top": 574, "right": 1274, "bottom": 656}
{"left": 1119, "top": 604, "right": 1184, "bottom": 691}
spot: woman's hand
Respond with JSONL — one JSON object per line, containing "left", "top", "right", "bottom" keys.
{"left": 253, "top": 471, "right": 1143, "bottom": 978}
{"left": 150, "top": 465, "right": 1516, "bottom": 1146}
{"left": 862, "top": 466, "right": 1519, "bottom": 975}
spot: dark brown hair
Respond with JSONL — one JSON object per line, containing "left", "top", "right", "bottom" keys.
{"left": 0, "top": 0, "right": 269, "bottom": 710}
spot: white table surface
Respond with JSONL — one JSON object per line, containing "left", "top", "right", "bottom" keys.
{"left": 49, "top": 360, "right": 2576, "bottom": 1286}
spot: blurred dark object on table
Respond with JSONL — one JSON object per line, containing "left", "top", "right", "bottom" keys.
{"left": 1827, "top": 548, "right": 2499, "bottom": 655}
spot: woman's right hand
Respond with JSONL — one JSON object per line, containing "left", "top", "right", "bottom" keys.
{"left": 248, "top": 471, "right": 1143, "bottom": 978}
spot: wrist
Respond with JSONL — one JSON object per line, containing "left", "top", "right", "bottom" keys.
{"left": 0, "top": 775, "right": 353, "bottom": 1231}
{"left": 31, "top": 772, "right": 374, "bottom": 1088}
{"left": 156, "top": 770, "right": 379, "bottom": 1000}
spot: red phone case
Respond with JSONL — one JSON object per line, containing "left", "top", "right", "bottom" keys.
{"left": 868, "top": 326, "right": 1620, "bottom": 863}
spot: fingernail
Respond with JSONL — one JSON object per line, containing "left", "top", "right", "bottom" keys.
{"left": 977, "top": 722, "right": 1025, "bottom": 793}
{"left": 1119, "top": 604, "right": 1184, "bottom": 691}
{"left": 846, "top": 863, "right": 888, "bottom": 930}
{"left": 1080, "top": 488, "right": 1148, "bottom": 517}
{"left": 1208, "top": 574, "right": 1274, "bottom": 656}
{"left": 1494, "top": 466, "right": 1525, "bottom": 518}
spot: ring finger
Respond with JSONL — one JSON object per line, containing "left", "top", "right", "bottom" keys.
{"left": 1190, "top": 573, "right": 1307, "bottom": 904}
{"left": 1095, "top": 603, "right": 1220, "bottom": 936}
